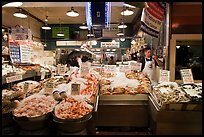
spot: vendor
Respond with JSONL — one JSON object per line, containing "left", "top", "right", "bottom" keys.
{"left": 140, "top": 46, "right": 163, "bottom": 84}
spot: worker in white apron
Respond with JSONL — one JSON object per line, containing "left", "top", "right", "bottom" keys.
{"left": 141, "top": 47, "right": 163, "bottom": 85}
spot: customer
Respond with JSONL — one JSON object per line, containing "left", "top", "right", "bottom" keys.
{"left": 139, "top": 46, "right": 163, "bottom": 84}
{"left": 108, "top": 56, "right": 115, "bottom": 65}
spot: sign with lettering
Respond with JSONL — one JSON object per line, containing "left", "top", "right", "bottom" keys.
{"left": 23, "top": 82, "right": 29, "bottom": 92}
{"left": 159, "top": 69, "right": 170, "bottom": 83}
{"left": 119, "top": 65, "right": 131, "bottom": 73}
{"left": 44, "top": 82, "right": 54, "bottom": 94}
{"left": 101, "top": 42, "right": 120, "bottom": 48}
{"left": 71, "top": 83, "right": 80, "bottom": 95}
{"left": 6, "top": 75, "right": 22, "bottom": 83}
{"left": 129, "top": 61, "right": 142, "bottom": 72}
{"left": 104, "top": 65, "right": 117, "bottom": 73}
{"left": 81, "top": 62, "right": 91, "bottom": 77}
{"left": 57, "top": 65, "right": 67, "bottom": 75}
{"left": 180, "top": 69, "right": 194, "bottom": 84}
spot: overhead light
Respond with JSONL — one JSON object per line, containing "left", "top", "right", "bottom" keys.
{"left": 57, "top": 32, "right": 64, "bottom": 37}
{"left": 79, "top": 23, "right": 88, "bottom": 29}
{"left": 131, "top": 40, "right": 136, "bottom": 44}
{"left": 116, "top": 32, "right": 124, "bottom": 36}
{"left": 66, "top": 7, "right": 79, "bottom": 17}
{"left": 13, "top": 8, "right": 27, "bottom": 18}
{"left": 88, "top": 40, "right": 97, "bottom": 45}
{"left": 118, "top": 23, "right": 127, "bottom": 29}
{"left": 120, "top": 38, "right": 125, "bottom": 42}
{"left": 87, "top": 33, "right": 94, "bottom": 37}
{"left": 3, "top": 2, "right": 23, "bottom": 7}
{"left": 121, "top": 7, "right": 134, "bottom": 16}
{"left": 57, "top": 18, "right": 64, "bottom": 37}
{"left": 42, "top": 16, "right": 51, "bottom": 30}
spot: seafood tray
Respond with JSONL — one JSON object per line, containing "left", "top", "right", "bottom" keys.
{"left": 150, "top": 82, "right": 199, "bottom": 111}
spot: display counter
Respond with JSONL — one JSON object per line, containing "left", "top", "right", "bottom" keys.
{"left": 148, "top": 96, "right": 202, "bottom": 135}
{"left": 96, "top": 94, "right": 149, "bottom": 127}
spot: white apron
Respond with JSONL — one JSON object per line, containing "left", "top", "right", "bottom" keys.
{"left": 142, "top": 59, "right": 158, "bottom": 85}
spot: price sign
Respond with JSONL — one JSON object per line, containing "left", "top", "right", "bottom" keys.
{"left": 104, "top": 65, "right": 117, "bottom": 73}
{"left": 44, "top": 82, "right": 54, "bottom": 94}
{"left": 57, "top": 65, "right": 67, "bottom": 75}
{"left": 180, "top": 69, "right": 194, "bottom": 84}
{"left": 71, "top": 83, "right": 80, "bottom": 95}
{"left": 23, "top": 82, "right": 29, "bottom": 92}
{"left": 6, "top": 75, "right": 22, "bottom": 83}
{"left": 159, "top": 69, "right": 170, "bottom": 83}
{"left": 41, "top": 71, "right": 46, "bottom": 80}
{"left": 119, "top": 65, "right": 131, "bottom": 73}
{"left": 129, "top": 61, "right": 142, "bottom": 72}
{"left": 80, "top": 62, "right": 91, "bottom": 77}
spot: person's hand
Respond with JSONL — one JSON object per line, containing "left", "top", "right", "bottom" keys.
{"left": 152, "top": 55, "right": 157, "bottom": 60}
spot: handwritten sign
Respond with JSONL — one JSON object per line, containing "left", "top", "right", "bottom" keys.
{"left": 80, "top": 62, "right": 91, "bottom": 77}
{"left": 129, "top": 61, "right": 142, "bottom": 72}
{"left": 104, "top": 65, "right": 117, "bottom": 73}
{"left": 71, "top": 83, "right": 80, "bottom": 95}
{"left": 41, "top": 71, "right": 46, "bottom": 80}
{"left": 180, "top": 69, "right": 194, "bottom": 84}
{"left": 44, "top": 82, "right": 54, "bottom": 94}
{"left": 23, "top": 82, "right": 29, "bottom": 92}
{"left": 119, "top": 65, "right": 131, "bottom": 73}
{"left": 159, "top": 69, "right": 170, "bottom": 83}
{"left": 6, "top": 75, "right": 22, "bottom": 83}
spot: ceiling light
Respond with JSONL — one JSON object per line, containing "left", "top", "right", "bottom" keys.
{"left": 3, "top": 2, "right": 23, "bottom": 7}
{"left": 13, "top": 8, "right": 27, "bottom": 18}
{"left": 87, "top": 33, "right": 94, "bottom": 37}
{"left": 79, "top": 23, "right": 88, "bottom": 29}
{"left": 131, "top": 40, "right": 136, "bottom": 44}
{"left": 120, "top": 38, "right": 125, "bottom": 42}
{"left": 57, "top": 32, "right": 64, "bottom": 37}
{"left": 66, "top": 7, "right": 79, "bottom": 17}
{"left": 42, "top": 16, "right": 51, "bottom": 30}
{"left": 116, "top": 32, "right": 124, "bottom": 36}
{"left": 118, "top": 23, "right": 127, "bottom": 29}
{"left": 121, "top": 7, "right": 134, "bottom": 16}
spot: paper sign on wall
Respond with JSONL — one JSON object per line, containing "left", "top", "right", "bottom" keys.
{"left": 180, "top": 69, "right": 194, "bottom": 84}
{"left": 159, "top": 69, "right": 170, "bottom": 83}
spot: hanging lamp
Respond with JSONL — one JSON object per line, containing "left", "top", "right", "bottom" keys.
{"left": 57, "top": 18, "right": 64, "bottom": 37}
{"left": 121, "top": 7, "right": 134, "bottom": 16}
{"left": 42, "top": 16, "right": 51, "bottom": 30}
{"left": 66, "top": 7, "right": 79, "bottom": 17}
{"left": 13, "top": 8, "right": 27, "bottom": 18}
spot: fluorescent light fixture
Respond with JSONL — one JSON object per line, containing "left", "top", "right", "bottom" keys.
{"left": 66, "top": 7, "right": 79, "bottom": 17}
{"left": 112, "top": 49, "right": 116, "bottom": 51}
{"left": 118, "top": 23, "right": 127, "bottom": 29}
{"left": 3, "top": 2, "right": 23, "bottom": 7}
{"left": 57, "top": 32, "right": 64, "bottom": 37}
{"left": 121, "top": 7, "right": 134, "bottom": 16}
{"left": 13, "top": 9, "right": 27, "bottom": 18}
{"left": 176, "top": 46, "right": 180, "bottom": 49}
{"left": 107, "top": 49, "right": 111, "bottom": 51}
{"left": 123, "top": 3, "right": 136, "bottom": 8}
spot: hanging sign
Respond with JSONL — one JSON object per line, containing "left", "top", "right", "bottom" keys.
{"left": 9, "top": 42, "right": 21, "bottom": 64}
{"left": 159, "top": 69, "right": 170, "bottom": 83}
{"left": 20, "top": 44, "right": 33, "bottom": 63}
{"left": 101, "top": 42, "right": 120, "bottom": 48}
{"left": 140, "top": 2, "right": 165, "bottom": 38}
{"left": 180, "top": 69, "right": 194, "bottom": 84}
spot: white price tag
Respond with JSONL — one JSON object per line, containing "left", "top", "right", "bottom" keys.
{"left": 159, "top": 69, "right": 170, "bottom": 83}
{"left": 104, "top": 65, "right": 117, "bottom": 73}
{"left": 41, "top": 71, "right": 46, "bottom": 80}
{"left": 6, "top": 75, "right": 22, "bottom": 83}
{"left": 180, "top": 69, "right": 194, "bottom": 84}
{"left": 71, "top": 83, "right": 80, "bottom": 95}
{"left": 119, "top": 65, "right": 131, "bottom": 73}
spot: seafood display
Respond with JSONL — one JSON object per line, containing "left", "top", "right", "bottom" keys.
{"left": 13, "top": 94, "right": 57, "bottom": 117}
{"left": 99, "top": 71, "right": 151, "bottom": 95}
{"left": 181, "top": 83, "right": 202, "bottom": 103}
{"left": 152, "top": 82, "right": 191, "bottom": 107}
{"left": 54, "top": 97, "right": 93, "bottom": 119}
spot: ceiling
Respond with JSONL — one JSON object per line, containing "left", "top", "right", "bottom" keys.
{"left": 7, "top": 2, "right": 142, "bottom": 25}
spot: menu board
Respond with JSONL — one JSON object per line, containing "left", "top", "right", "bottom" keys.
{"left": 9, "top": 43, "right": 21, "bottom": 64}
{"left": 180, "top": 69, "right": 194, "bottom": 84}
{"left": 159, "top": 69, "right": 170, "bottom": 83}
